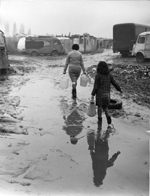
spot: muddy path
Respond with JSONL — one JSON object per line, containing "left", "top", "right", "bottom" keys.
{"left": 0, "top": 50, "right": 149, "bottom": 196}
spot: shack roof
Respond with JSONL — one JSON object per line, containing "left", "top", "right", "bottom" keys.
{"left": 26, "top": 36, "right": 58, "bottom": 41}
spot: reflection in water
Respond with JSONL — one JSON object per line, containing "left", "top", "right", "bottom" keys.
{"left": 87, "top": 123, "right": 120, "bottom": 187}
{"left": 60, "top": 98, "right": 86, "bottom": 144}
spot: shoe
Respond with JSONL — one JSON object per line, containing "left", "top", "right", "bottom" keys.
{"left": 107, "top": 124, "right": 114, "bottom": 130}
{"left": 107, "top": 116, "right": 112, "bottom": 124}
{"left": 107, "top": 124, "right": 116, "bottom": 136}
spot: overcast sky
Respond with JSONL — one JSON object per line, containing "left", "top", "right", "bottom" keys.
{"left": 0, "top": 0, "right": 150, "bottom": 38}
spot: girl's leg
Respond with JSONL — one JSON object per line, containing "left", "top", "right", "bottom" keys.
{"left": 97, "top": 107, "right": 102, "bottom": 135}
{"left": 103, "top": 106, "right": 112, "bottom": 125}
{"left": 98, "top": 107, "right": 102, "bottom": 124}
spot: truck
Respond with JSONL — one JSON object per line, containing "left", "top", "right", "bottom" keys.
{"left": 0, "top": 30, "right": 9, "bottom": 75}
{"left": 113, "top": 23, "right": 150, "bottom": 57}
{"left": 132, "top": 31, "right": 150, "bottom": 62}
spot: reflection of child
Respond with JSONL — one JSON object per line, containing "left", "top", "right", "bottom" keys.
{"left": 86, "top": 129, "right": 95, "bottom": 152}
{"left": 91, "top": 61, "right": 123, "bottom": 129}
{"left": 87, "top": 129, "right": 121, "bottom": 187}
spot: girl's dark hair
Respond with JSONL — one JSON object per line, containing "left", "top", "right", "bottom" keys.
{"left": 97, "top": 61, "right": 109, "bottom": 75}
{"left": 72, "top": 44, "right": 79, "bottom": 50}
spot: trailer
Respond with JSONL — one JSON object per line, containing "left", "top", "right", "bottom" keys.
{"left": 113, "top": 23, "right": 150, "bottom": 57}
{"left": 25, "top": 36, "right": 65, "bottom": 56}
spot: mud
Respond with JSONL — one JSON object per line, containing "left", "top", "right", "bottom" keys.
{"left": 0, "top": 50, "right": 149, "bottom": 196}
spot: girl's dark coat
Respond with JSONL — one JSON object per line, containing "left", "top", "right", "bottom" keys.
{"left": 91, "top": 73, "right": 121, "bottom": 107}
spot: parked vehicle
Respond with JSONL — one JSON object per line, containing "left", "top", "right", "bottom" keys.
{"left": 0, "top": 30, "right": 9, "bottom": 72}
{"left": 17, "top": 37, "right": 26, "bottom": 53}
{"left": 57, "top": 37, "right": 72, "bottom": 54}
{"left": 25, "top": 36, "right": 65, "bottom": 56}
{"left": 113, "top": 23, "right": 150, "bottom": 57}
{"left": 132, "top": 31, "right": 150, "bottom": 63}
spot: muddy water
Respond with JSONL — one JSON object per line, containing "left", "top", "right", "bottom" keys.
{"left": 0, "top": 54, "right": 149, "bottom": 196}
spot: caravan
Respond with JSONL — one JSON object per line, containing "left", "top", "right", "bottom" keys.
{"left": 25, "top": 36, "right": 65, "bottom": 56}
{"left": 132, "top": 31, "right": 150, "bottom": 62}
{"left": 17, "top": 36, "right": 72, "bottom": 56}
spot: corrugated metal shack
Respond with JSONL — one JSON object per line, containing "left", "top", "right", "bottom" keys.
{"left": 70, "top": 33, "right": 97, "bottom": 53}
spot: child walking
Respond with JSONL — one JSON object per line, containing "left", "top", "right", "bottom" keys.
{"left": 91, "top": 61, "right": 123, "bottom": 129}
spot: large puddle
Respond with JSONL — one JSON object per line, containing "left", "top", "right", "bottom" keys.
{"left": 0, "top": 62, "right": 148, "bottom": 196}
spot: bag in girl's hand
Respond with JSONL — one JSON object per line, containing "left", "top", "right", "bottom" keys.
{"left": 87, "top": 101, "right": 96, "bottom": 117}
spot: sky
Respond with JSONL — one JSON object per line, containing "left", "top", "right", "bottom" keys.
{"left": 0, "top": 0, "right": 150, "bottom": 38}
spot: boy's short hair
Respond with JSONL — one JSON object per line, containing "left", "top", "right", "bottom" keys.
{"left": 72, "top": 44, "right": 79, "bottom": 50}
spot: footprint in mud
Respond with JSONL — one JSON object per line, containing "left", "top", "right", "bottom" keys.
{"left": 8, "top": 180, "right": 31, "bottom": 186}
{"left": 17, "top": 141, "right": 30, "bottom": 147}
{"left": 0, "top": 125, "right": 28, "bottom": 135}
{"left": 1, "top": 104, "right": 16, "bottom": 116}
{"left": 23, "top": 165, "right": 60, "bottom": 182}
{"left": 0, "top": 114, "right": 19, "bottom": 126}
{"left": 9, "top": 96, "right": 21, "bottom": 106}
{"left": 0, "top": 96, "right": 24, "bottom": 122}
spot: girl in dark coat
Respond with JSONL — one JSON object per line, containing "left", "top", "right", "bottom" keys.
{"left": 91, "top": 61, "right": 122, "bottom": 128}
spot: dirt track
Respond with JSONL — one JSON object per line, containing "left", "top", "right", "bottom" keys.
{"left": 0, "top": 49, "right": 149, "bottom": 196}
{"left": 9, "top": 49, "right": 150, "bottom": 108}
